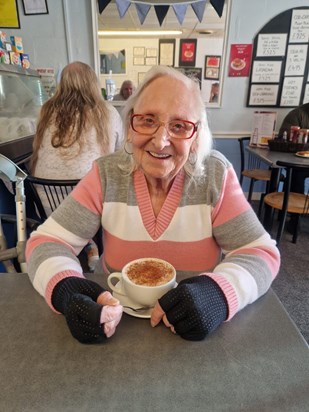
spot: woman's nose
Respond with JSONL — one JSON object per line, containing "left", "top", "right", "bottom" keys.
{"left": 152, "top": 124, "right": 170, "bottom": 148}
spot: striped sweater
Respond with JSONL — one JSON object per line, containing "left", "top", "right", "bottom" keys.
{"left": 26, "top": 150, "right": 280, "bottom": 319}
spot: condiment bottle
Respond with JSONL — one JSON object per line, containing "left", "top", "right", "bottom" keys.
{"left": 290, "top": 126, "right": 300, "bottom": 143}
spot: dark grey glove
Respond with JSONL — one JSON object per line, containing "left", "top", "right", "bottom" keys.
{"left": 52, "top": 277, "right": 106, "bottom": 344}
{"left": 158, "top": 275, "right": 228, "bottom": 341}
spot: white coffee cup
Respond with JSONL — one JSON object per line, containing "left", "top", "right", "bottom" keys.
{"left": 107, "top": 258, "right": 176, "bottom": 307}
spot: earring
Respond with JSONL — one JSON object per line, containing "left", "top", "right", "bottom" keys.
{"left": 124, "top": 141, "right": 133, "bottom": 155}
{"left": 188, "top": 151, "right": 197, "bottom": 166}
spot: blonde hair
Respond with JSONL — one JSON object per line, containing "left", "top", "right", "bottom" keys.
{"left": 121, "top": 65, "right": 212, "bottom": 177}
{"left": 31, "top": 61, "right": 110, "bottom": 171}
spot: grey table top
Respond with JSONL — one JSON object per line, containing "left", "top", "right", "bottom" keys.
{"left": 1, "top": 273, "right": 308, "bottom": 412}
{"left": 247, "top": 146, "right": 309, "bottom": 167}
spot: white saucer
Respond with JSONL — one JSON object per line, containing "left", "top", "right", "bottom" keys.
{"left": 112, "top": 282, "right": 153, "bottom": 319}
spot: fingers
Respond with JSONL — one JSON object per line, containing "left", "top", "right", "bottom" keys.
{"left": 150, "top": 302, "right": 165, "bottom": 327}
{"left": 99, "top": 298, "right": 123, "bottom": 338}
{"left": 97, "top": 291, "right": 120, "bottom": 306}
{"left": 150, "top": 302, "right": 176, "bottom": 334}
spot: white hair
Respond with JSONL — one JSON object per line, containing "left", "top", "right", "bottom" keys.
{"left": 120, "top": 65, "right": 213, "bottom": 177}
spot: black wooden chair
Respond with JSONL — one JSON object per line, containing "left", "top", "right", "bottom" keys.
{"left": 238, "top": 137, "right": 272, "bottom": 217}
{"left": 263, "top": 161, "right": 309, "bottom": 245}
{"left": 24, "top": 175, "right": 103, "bottom": 258}
{"left": 24, "top": 175, "right": 80, "bottom": 221}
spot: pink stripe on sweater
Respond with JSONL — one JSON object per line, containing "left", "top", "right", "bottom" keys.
{"left": 134, "top": 170, "right": 184, "bottom": 240}
{"left": 103, "top": 230, "right": 221, "bottom": 272}
{"left": 71, "top": 162, "right": 103, "bottom": 215}
{"left": 205, "top": 273, "right": 239, "bottom": 320}
{"left": 26, "top": 234, "right": 76, "bottom": 260}
{"left": 212, "top": 167, "right": 251, "bottom": 227}
{"left": 45, "top": 270, "right": 85, "bottom": 312}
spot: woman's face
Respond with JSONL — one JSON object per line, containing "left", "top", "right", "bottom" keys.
{"left": 128, "top": 76, "right": 199, "bottom": 189}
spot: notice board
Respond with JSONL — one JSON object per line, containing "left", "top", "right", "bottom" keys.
{"left": 247, "top": 7, "right": 309, "bottom": 108}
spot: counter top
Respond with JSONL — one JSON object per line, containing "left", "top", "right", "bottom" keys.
{"left": 1, "top": 273, "right": 308, "bottom": 412}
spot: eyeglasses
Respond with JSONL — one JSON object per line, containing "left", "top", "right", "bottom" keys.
{"left": 130, "top": 114, "right": 198, "bottom": 140}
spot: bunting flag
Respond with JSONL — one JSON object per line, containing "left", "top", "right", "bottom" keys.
{"left": 98, "top": 0, "right": 112, "bottom": 14}
{"left": 98, "top": 0, "right": 225, "bottom": 25}
{"left": 191, "top": 0, "right": 207, "bottom": 23}
{"left": 115, "top": 0, "right": 131, "bottom": 18}
{"left": 210, "top": 0, "right": 225, "bottom": 18}
{"left": 154, "top": 5, "right": 170, "bottom": 26}
{"left": 135, "top": 3, "right": 151, "bottom": 25}
{"left": 172, "top": 3, "right": 188, "bottom": 25}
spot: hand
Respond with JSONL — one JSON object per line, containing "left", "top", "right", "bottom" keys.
{"left": 52, "top": 277, "right": 123, "bottom": 343}
{"left": 151, "top": 276, "right": 228, "bottom": 341}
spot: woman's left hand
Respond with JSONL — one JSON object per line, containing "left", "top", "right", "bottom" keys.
{"left": 150, "top": 276, "right": 228, "bottom": 341}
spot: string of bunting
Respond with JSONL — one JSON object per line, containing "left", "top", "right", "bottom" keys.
{"left": 97, "top": 0, "right": 226, "bottom": 26}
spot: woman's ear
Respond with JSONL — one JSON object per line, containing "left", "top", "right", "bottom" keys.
{"left": 190, "top": 138, "right": 198, "bottom": 153}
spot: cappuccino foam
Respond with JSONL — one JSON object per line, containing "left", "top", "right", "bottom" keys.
{"left": 127, "top": 260, "right": 174, "bottom": 286}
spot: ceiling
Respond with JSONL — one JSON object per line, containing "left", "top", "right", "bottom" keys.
{"left": 97, "top": 1, "right": 227, "bottom": 38}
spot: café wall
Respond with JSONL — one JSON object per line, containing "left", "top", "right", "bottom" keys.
{"left": 5, "top": 0, "right": 308, "bottom": 138}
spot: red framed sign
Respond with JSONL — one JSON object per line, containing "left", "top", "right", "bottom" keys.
{"left": 179, "top": 39, "right": 197, "bottom": 67}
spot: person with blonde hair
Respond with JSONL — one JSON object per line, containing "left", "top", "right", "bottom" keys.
{"left": 26, "top": 65, "right": 279, "bottom": 344}
{"left": 31, "top": 61, "right": 123, "bottom": 269}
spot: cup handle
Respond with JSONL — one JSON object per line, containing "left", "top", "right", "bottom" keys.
{"left": 107, "top": 272, "right": 125, "bottom": 296}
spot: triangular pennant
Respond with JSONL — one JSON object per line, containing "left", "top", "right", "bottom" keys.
{"left": 97, "top": 0, "right": 112, "bottom": 14}
{"left": 135, "top": 3, "right": 151, "bottom": 25}
{"left": 154, "top": 5, "right": 169, "bottom": 26}
{"left": 210, "top": 0, "right": 225, "bottom": 18}
{"left": 115, "top": 0, "right": 131, "bottom": 18}
{"left": 191, "top": 0, "right": 207, "bottom": 23}
{"left": 172, "top": 3, "right": 188, "bottom": 25}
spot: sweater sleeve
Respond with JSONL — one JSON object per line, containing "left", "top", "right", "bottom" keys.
{"left": 25, "top": 162, "right": 104, "bottom": 307}
{"left": 204, "top": 161, "right": 280, "bottom": 320}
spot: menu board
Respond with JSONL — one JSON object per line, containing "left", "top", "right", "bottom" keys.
{"left": 247, "top": 7, "right": 309, "bottom": 108}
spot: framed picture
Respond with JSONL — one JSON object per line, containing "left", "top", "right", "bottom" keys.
{"left": 22, "top": 0, "right": 48, "bottom": 15}
{"left": 145, "top": 57, "right": 157, "bottom": 66}
{"left": 133, "top": 47, "right": 145, "bottom": 57}
{"left": 100, "top": 49, "right": 126, "bottom": 74}
{"left": 205, "top": 55, "right": 221, "bottom": 68}
{"left": 179, "top": 39, "right": 197, "bottom": 67}
{"left": 205, "top": 67, "right": 220, "bottom": 80}
{"left": 159, "top": 39, "right": 175, "bottom": 67}
{"left": 146, "top": 48, "right": 157, "bottom": 57}
{"left": 0, "top": 0, "right": 20, "bottom": 28}
{"left": 204, "top": 56, "right": 221, "bottom": 79}
{"left": 175, "top": 67, "right": 202, "bottom": 89}
{"left": 133, "top": 57, "right": 145, "bottom": 66}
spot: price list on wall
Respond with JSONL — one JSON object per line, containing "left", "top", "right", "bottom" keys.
{"left": 247, "top": 7, "right": 309, "bottom": 108}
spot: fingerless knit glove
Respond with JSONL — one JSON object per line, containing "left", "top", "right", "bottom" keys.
{"left": 158, "top": 275, "right": 228, "bottom": 341}
{"left": 52, "top": 277, "right": 106, "bottom": 344}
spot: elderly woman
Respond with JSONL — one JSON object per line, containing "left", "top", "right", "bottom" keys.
{"left": 26, "top": 66, "right": 280, "bottom": 343}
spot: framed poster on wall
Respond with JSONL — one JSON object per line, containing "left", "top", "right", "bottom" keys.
{"left": 179, "top": 39, "right": 197, "bottom": 67}
{"left": 204, "top": 56, "right": 221, "bottom": 79}
{"left": 0, "top": 0, "right": 20, "bottom": 28}
{"left": 159, "top": 39, "right": 175, "bottom": 66}
{"left": 22, "top": 0, "right": 48, "bottom": 15}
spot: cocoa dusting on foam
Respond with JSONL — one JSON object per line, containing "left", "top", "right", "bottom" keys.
{"left": 127, "top": 260, "right": 174, "bottom": 286}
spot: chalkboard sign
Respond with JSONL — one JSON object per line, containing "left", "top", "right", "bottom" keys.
{"left": 247, "top": 7, "right": 309, "bottom": 108}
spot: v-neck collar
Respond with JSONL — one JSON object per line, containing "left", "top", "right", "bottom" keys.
{"left": 134, "top": 169, "right": 185, "bottom": 240}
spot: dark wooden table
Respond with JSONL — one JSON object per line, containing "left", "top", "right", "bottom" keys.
{"left": 1, "top": 273, "right": 308, "bottom": 412}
